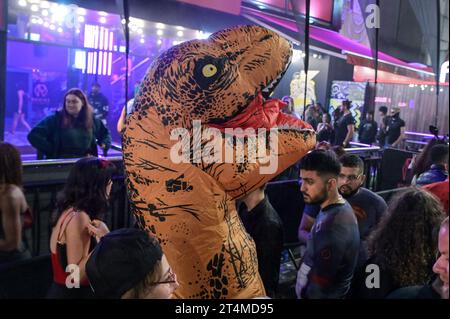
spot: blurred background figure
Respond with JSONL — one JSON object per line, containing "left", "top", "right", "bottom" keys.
{"left": 10, "top": 83, "right": 31, "bottom": 135}
{"left": 376, "top": 106, "right": 390, "bottom": 147}
{"left": 385, "top": 107, "right": 405, "bottom": 149}
{"left": 334, "top": 100, "right": 355, "bottom": 147}
{"left": 316, "top": 113, "right": 335, "bottom": 144}
{"left": 305, "top": 102, "right": 323, "bottom": 130}
{"left": 281, "top": 95, "right": 301, "bottom": 119}
{"left": 358, "top": 111, "right": 378, "bottom": 145}
{"left": 117, "top": 81, "right": 141, "bottom": 134}
{"left": 88, "top": 83, "right": 109, "bottom": 127}
{"left": 0, "top": 142, "right": 32, "bottom": 264}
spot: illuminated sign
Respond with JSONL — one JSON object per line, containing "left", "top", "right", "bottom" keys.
{"left": 84, "top": 24, "right": 113, "bottom": 76}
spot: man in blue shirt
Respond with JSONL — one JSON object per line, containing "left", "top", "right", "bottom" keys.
{"left": 296, "top": 150, "right": 359, "bottom": 299}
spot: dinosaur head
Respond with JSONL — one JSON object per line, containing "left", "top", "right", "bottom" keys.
{"left": 134, "top": 25, "right": 293, "bottom": 129}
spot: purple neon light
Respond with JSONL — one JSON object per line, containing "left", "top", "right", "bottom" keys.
{"left": 103, "top": 51, "right": 108, "bottom": 75}
{"left": 99, "top": 27, "right": 104, "bottom": 50}
{"left": 83, "top": 25, "right": 114, "bottom": 75}
{"left": 87, "top": 52, "right": 92, "bottom": 74}
{"left": 405, "top": 131, "right": 446, "bottom": 139}
{"left": 102, "top": 54, "right": 106, "bottom": 75}
{"left": 93, "top": 51, "right": 97, "bottom": 74}
{"left": 104, "top": 29, "right": 109, "bottom": 52}
{"left": 109, "top": 32, "right": 113, "bottom": 51}
{"left": 108, "top": 52, "right": 112, "bottom": 76}
{"left": 93, "top": 26, "right": 99, "bottom": 49}
{"left": 98, "top": 51, "right": 103, "bottom": 75}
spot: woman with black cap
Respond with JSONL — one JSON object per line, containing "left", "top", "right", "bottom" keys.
{"left": 86, "top": 228, "right": 179, "bottom": 299}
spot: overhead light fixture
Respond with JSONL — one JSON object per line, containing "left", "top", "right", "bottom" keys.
{"left": 156, "top": 23, "right": 165, "bottom": 29}
{"left": 157, "top": 29, "right": 163, "bottom": 36}
{"left": 177, "top": 30, "right": 183, "bottom": 37}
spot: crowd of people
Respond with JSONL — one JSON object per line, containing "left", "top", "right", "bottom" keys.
{"left": 0, "top": 89, "right": 448, "bottom": 299}
{"left": 281, "top": 98, "right": 407, "bottom": 150}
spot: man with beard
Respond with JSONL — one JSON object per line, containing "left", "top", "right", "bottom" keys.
{"left": 296, "top": 150, "right": 360, "bottom": 299}
{"left": 337, "top": 154, "right": 387, "bottom": 294}
{"left": 298, "top": 154, "right": 387, "bottom": 250}
{"left": 338, "top": 154, "right": 387, "bottom": 241}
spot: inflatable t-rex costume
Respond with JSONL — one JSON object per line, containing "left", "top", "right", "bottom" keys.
{"left": 123, "top": 25, "right": 316, "bottom": 298}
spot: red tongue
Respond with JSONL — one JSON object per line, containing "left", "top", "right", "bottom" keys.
{"left": 208, "top": 92, "right": 311, "bottom": 131}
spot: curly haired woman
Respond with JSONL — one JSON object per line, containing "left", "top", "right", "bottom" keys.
{"left": 351, "top": 187, "right": 445, "bottom": 298}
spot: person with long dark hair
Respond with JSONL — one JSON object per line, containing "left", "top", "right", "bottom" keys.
{"left": 27, "top": 88, "right": 111, "bottom": 159}
{"left": 352, "top": 187, "right": 444, "bottom": 298}
{"left": 46, "top": 157, "right": 116, "bottom": 298}
{"left": 0, "top": 143, "right": 32, "bottom": 264}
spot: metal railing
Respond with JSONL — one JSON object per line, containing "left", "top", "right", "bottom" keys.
{"left": 21, "top": 144, "right": 389, "bottom": 256}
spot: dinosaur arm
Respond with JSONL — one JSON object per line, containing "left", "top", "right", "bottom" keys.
{"left": 198, "top": 125, "right": 315, "bottom": 200}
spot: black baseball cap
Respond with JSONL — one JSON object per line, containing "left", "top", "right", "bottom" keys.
{"left": 86, "top": 228, "right": 163, "bottom": 298}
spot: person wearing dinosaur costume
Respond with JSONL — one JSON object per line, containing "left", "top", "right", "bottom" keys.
{"left": 123, "top": 25, "right": 316, "bottom": 299}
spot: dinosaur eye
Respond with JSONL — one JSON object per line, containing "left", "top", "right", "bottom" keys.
{"left": 202, "top": 64, "right": 217, "bottom": 78}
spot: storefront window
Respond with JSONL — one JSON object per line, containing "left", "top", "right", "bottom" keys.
{"left": 4, "top": 0, "right": 205, "bottom": 157}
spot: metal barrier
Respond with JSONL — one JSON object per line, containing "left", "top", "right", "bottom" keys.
{"left": 20, "top": 144, "right": 392, "bottom": 257}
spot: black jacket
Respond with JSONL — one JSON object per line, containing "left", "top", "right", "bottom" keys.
{"left": 27, "top": 111, "right": 111, "bottom": 159}
{"left": 238, "top": 197, "right": 284, "bottom": 297}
